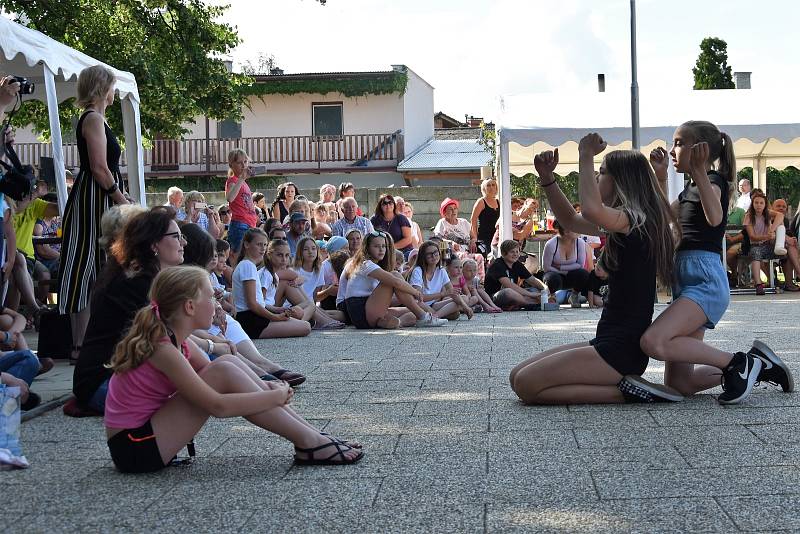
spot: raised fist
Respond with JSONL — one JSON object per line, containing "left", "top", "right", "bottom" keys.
{"left": 578, "top": 133, "right": 607, "bottom": 156}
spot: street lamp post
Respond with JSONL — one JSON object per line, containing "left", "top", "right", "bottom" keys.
{"left": 630, "top": 0, "right": 640, "bottom": 150}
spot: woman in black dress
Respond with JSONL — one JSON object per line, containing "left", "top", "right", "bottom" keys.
{"left": 469, "top": 178, "right": 499, "bottom": 258}
{"left": 509, "top": 134, "right": 682, "bottom": 404}
{"left": 58, "top": 65, "right": 129, "bottom": 363}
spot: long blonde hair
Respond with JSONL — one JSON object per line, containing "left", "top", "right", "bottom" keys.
{"left": 601, "top": 150, "right": 679, "bottom": 286}
{"left": 107, "top": 266, "right": 209, "bottom": 373}
{"left": 76, "top": 65, "right": 115, "bottom": 108}
{"left": 227, "top": 148, "right": 248, "bottom": 178}
{"left": 345, "top": 231, "right": 395, "bottom": 279}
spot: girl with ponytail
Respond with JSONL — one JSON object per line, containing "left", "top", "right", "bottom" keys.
{"left": 641, "top": 121, "right": 793, "bottom": 405}
{"left": 104, "top": 265, "right": 363, "bottom": 473}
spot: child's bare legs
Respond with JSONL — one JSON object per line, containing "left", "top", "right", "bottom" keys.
{"left": 510, "top": 343, "right": 625, "bottom": 404}
{"left": 235, "top": 340, "right": 282, "bottom": 375}
{"left": 283, "top": 285, "right": 340, "bottom": 327}
{"left": 510, "top": 341, "right": 588, "bottom": 386}
{"left": 661, "top": 329, "right": 722, "bottom": 396}
{"left": 476, "top": 287, "right": 500, "bottom": 311}
{"left": 640, "top": 298, "right": 733, "bottom": 372}
{"left": 750, "top": 260, "right": 763, "bottom": 286}
{"left": 149, "top": 355, "right": 358, "bottom": 464}
{"left": 493, "top": 288, "right": 537, "bottom": 310}
{"left": 431, "top": 298, "right": 460, "bottom": 320}
{"left": 385, "top": 307, "right": 417, "bottom": 327}
{"left": 365, "top": 283, "right": 403, "bottom": 329}
{"left": 260, "top": 318, "right": 311, "bottom": 339}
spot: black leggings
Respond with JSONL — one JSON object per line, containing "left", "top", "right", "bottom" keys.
{"left": 543, "top": 269, "right": 591, "bottom": 295}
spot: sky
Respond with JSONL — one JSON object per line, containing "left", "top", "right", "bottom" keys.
{"left": 220, "top": 0, "right": 798, "bottom": 123}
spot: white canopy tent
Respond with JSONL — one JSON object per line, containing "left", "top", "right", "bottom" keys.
{"left": 0, "top": 16, "right": 145, "bottom": 210}
{"left": 495, "top": 88, "right": 800, "bottom": 239}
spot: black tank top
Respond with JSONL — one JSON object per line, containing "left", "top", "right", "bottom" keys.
{"left": 77, "top": 110, "right": 121, "bottom": 174}
{"left": 477, "top": 198, "right": 499, "bottom": 242}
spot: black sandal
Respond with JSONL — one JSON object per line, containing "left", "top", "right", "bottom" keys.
{"left": 271, "top": 369, "right": 306, "bottom": 387}
{"left": 294, "top": 437, "right": 364, "bottom": 465}
{"left": 320, "top": 431, "right": 362, "bottom": 449}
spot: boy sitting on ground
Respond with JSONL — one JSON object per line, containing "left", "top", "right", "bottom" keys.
{"left": 484, "top": 239, "right": 549, "bottom": 310}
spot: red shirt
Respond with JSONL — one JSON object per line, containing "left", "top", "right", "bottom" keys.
{"left": 225, "top": 175, "right": 258, "bottom": 227}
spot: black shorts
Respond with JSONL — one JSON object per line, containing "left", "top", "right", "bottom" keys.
{"left": 320, "top": 295, "right": 336, "bottom": 310}
{"left": 589, "top": 315, "right": 651, "bottom": 376}
{"left": 236, "top": 310, "right": 270, "bottom": 338}
{"left": 336, "top": 301, "right": 351, "bottom": 325}
{"left": 107, "top": 420, "right": 166, "bottom": 474}
{"left": 344, "top": 296, "right": 370, "bottom": 329}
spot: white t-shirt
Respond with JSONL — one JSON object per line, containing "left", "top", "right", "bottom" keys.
{"left": 321, "top": 260, "right": 337, "bottom": 285}
{"left": 232, "top": 259, "right": 265, "bottom": 312}
{"left": 434, "top": 217, "right": 471, "bottom": 244}
{"left": 736, "top": 192, "right": 751, "bottom": 211}
{"left": 409, "top": 266, "right": 450, "bottom": 303}
{"left": 293, "top": 266, "right": 325, "bottom": 303}
{"left": 336, "top": 271, "right": 349, "bottom": 305}
{"left": 344, "top": 259, "right": 382, "bottom": 298}
{"left": 259, "top": 268, "right": 279, "bottom": 306}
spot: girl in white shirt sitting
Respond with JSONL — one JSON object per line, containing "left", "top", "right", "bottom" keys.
{"left": 408, "top": 241, "right": 473, "bottom": 320}
{"left": 343, "top": 231, "right": 447, "bottom": 329}
{"left": 232, "top": 229, "right": 311, "bottom": 339}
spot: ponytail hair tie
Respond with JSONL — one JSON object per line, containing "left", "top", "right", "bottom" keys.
{"left": 150, "top": 300, "right": 161, "bottom": 320}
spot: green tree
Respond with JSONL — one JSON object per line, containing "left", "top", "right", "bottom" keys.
{"left": 738, "top": 166, "right": 800, "bottom": 209}
{"left": 511, "top": 172, "right": 579, "bottom": 204}
{"left": 2, "top": 0, "right": 251, "bottom": 140}
{"left": 692, "top": 37, "right": 735, "bottom": 90}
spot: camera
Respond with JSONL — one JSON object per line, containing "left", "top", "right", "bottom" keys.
{"left": 11, "top": 76, "right": 34, "bottom": 95}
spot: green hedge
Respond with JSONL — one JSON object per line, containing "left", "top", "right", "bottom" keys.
{"left": 241, "top": 71, "right": 408, "bottom": 98}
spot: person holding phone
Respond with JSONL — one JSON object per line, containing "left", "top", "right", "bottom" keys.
{"left": 225, "top": 149, "right": 259, "bottom": 267}
{"left": 176, "top": 191, "right": 221, "bottom": 239}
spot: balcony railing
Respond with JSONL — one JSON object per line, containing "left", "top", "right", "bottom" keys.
{"left": 15, "top": 132, "right": 404, "bottom": 174}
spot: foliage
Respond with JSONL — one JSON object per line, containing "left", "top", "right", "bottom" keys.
{"left": 478, "top": 122, "right": 496, "bottom": 170}
{"left": 511, "top": 172, "right": 579, "bottom": 204}
{"left": 241, "top": 71, "right": 408, "bottom": 98}
{"left": 240, "top": 53, "right": 281, "bottom": 76}
{"left": 738, "top": 166, "right": 800, "bottom": 209}
{"left": 692, "top": 37, "right": 735, "bottom": 90}
{"left": 2, "top": 0, "right": 250, "bottom": 140}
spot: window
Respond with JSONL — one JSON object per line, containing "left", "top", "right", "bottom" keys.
{"left": 312, "top": 103, "right": 343, "bottom": 137}
{"left": 218, "top": 118, "right": 242, "bottom": 139}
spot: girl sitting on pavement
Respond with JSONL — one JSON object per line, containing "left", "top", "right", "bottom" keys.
{"left": 232, "top": 229, "right": 311, "bottom": 339}
{"left": 104, "top": 265, "right": 362, "bottom": 473}
{"left": 510, "top": 134, "right": 683, "bottom": 404}
{"left": 408, "top": 241, "right": 473, "bottom": 320}
{"left": 461, "top": 258, "right": 501, "bottom": 313}
{"left": 292, "top": 237, "right": 325, "bottom": 304}
{"left": 263, "top": 238, "right": 344, "bottom": 330}
{"left": 446, "top": 257, "right": 479, "bottom": 309}
{"left": 343, "top": 231, "right": 448, "bottom": 329}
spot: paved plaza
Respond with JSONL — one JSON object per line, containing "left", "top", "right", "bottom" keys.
{"left": 8, "top": 294, "right": 800, "bottom": 533}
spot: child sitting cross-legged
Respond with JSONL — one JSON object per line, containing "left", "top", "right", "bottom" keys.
{"left": 484, "top": 239, "right": 549, "bottom": 310}
{"left": 103, "top": 265, "right": 362, "bottom": 473}
{"left": 461, "top": 258, "right": 501, "bottom": 312}
{"left": 408, "top": 241, "right": 473, "bottom": 320}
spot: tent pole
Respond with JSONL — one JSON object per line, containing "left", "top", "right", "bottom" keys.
{"left": 43, "top": 66, "right": 68, "bottom": 214}
{"left": 121, "top": 98, "right": 146, "bottom": 206}
{"left": 630, "top": 0, "right": 640, "bottom": 150}
{"left": 498, "top": 138, "right": 512, "bottom": 241}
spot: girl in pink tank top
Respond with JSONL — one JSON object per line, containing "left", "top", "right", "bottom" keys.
{"left": 104, "top": 265, "right": 363, "bottom": 474}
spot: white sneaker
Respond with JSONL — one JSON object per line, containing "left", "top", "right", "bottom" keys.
{"left": 416, "top": 313, "right": 448, "bottom": 327}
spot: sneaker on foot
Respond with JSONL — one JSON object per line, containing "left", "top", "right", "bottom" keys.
{"left": 718, "top": 352, "right": 763, "bottom": 405}
{"left": 750, "top": 340, "right": 794, "bottom": 392}
{"left": 618, "top": 376, "right": 684, "bottom": 403}
{"left": 569, "top": 291, "right": 581, "bottom": 308}
{"left": 415, "top": 313, "right": 448, "bottom": 327}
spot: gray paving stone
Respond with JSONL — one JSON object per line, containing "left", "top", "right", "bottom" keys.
{"left": 718, "top": 494, "right": 800, "bottom": 531}
{"left": 487, "top": 497, "right": 736, "bottom": 533}
{"left": 745, "top": 423, "right": 800, "bottom": 445}
{"left": 573, "top": 424, "right": 762, "bottom": 449}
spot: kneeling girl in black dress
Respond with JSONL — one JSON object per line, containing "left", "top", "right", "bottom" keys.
{"left": 510, "top": 134, "right": 682, "bottom": 404}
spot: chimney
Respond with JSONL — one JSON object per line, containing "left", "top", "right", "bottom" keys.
{"left": 734, "top": 72, "right": 751, "bottom": 89}
{"left": 597, "top": 73, "right": 605, "bottom": 92}
{"left": 466, "top": 115, "right": 483, "bottom": 128}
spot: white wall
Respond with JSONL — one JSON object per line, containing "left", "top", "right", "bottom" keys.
{"left": 240, "top": 92, "right": 404, "bottom": 138}
{"left": 401, "top": 67, "right": 435, "bottom": 157}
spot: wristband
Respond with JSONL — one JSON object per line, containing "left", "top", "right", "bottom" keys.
{"left": 540, "top": 179, "right": 557, "bottom": 188}
{"left": 207, "top": 339, "right": 214, "bottom": 353}
{"left": 105, "top": 182, "right": 118, "bottom": 195}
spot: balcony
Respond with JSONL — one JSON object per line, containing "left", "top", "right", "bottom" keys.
{"left": 15, "top": 131, "right": 404, "bottom": 177}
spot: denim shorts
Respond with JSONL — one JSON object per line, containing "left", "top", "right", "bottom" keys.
{"left": 227, "top": 220, "right": 251, "bottom": 252}
{"left": 672, "top": 250, "right": 730, "bottom": 329}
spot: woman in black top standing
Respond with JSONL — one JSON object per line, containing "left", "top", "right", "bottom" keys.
{"left": 58, "top": 65, "right": 129, "bottom": 364}
{"left": 469, "top": 178, "right": 499, "bottom": 258}
{"left": 510, "top": 134, "right": 682, "bottom": 405}
{"left": 640, "top": 121, "right": 793, "bottom": 404}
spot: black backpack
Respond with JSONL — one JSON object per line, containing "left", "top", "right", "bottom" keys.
{"left": 0, "top": 127, "right": 36, "bottom": 201}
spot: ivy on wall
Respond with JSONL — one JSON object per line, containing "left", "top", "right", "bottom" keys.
{"left": 241, "top": 71, "right": 408, "bottom": 98}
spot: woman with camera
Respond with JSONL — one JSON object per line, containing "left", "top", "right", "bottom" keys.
{"left": 57, "top": 65, "right": 129, "bottom": 364}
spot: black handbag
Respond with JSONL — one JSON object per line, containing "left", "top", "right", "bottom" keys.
{"left": 0, "top": 128, "right": 36, "bottom": 201}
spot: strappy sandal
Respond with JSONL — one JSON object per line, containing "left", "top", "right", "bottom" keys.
{"left": 271, "top": 369, "right": 306, "bottom": 387}
{"left": 294, "top": 437, "right": 364, "bottom": 466}
{"left": 320, "top": 431, "right": 362, "bottom": 449}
